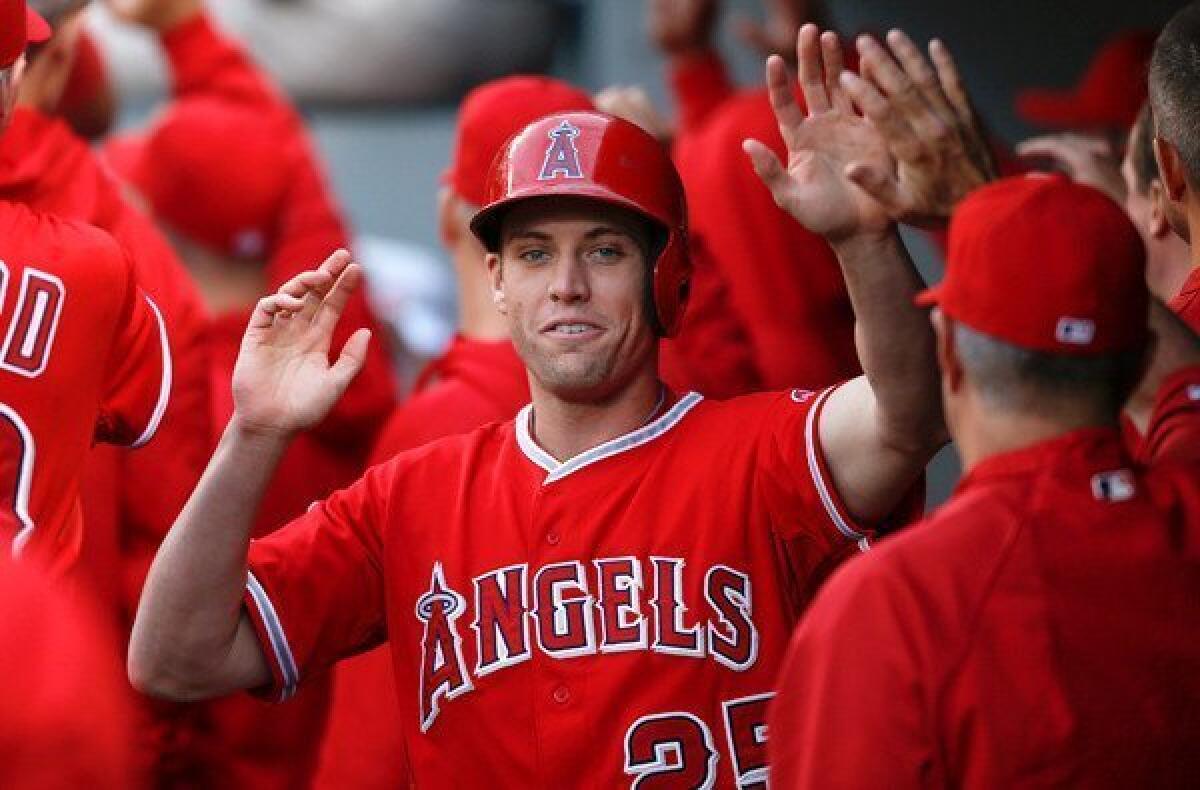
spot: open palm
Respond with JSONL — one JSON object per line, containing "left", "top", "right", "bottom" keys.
{"left": 744, "top": 26, "right": 893, "bottom": 244}
{"left": 232, "top": 250, "right": 371, "bottom": 438}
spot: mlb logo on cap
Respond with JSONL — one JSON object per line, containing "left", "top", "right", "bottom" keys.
{"left": 915, "top": 174, "right": 1148, "bottom": 355}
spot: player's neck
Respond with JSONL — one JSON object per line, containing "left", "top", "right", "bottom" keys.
{"left": 527, "top": 371, "right": 664, "bottom": 463}
{"left": 955, "top": 407, "right": 1117, "bottom": 474}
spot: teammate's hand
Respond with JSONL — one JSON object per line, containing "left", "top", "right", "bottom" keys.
{"left": 231, "top": 250, "right": 371, "bottom": 439}
{"left": 743, "top": 25, "right": 893, "bottom": 245}
{"left": 647, "top": 0, "right": 719, "bottom": 58}
{"left": 594, "top": 85, "right": 674, "bottom": 143}
{"left": 104, "top": 0, "right": 202, "bottom": 33}
{"left": 1016, "top": 133, "right": 1125, "bottom": 203}
{"left": 734, "top": 0, "right": 816, "bottom": 65}
{"left": 838, "top": 31, "right": 996, "bottom": 227}
{"left": 16, "top": 12, "right": 81, "bottom": 113}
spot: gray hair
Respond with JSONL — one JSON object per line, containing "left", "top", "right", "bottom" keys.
{"left": 954, "top": 323, "right": 1143, "bottom": 415}
{"left": 1149, "top": 1, "right": 1200, "bottom": 185}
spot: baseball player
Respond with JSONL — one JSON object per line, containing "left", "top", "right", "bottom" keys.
{"left": 315, "top": 74, "right": 591, "bottom": 789}
{"left": 0, "top": 0, "right": 171, "bottom": 578}
{"left": 770, "top": 174, "right": 1200, "bottom": 788}
{"left": 100, "top": 0, "right": 399, "bottom": 784}
{"left": 652, "top": 0, "right": 861, "bottom": 391}
{"left": 131, "top": 27, "right": 945, "bottom": 786}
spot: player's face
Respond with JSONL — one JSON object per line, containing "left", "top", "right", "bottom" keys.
{"left": 490, "top": 198, "right": 658, "bottom": 401}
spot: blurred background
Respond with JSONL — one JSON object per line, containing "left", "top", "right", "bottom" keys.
{"left": 85, "top": 0, "right": 1188, "bottom": 504}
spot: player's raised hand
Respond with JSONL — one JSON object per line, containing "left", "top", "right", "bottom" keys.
{"left": 647, "top": 0, "right": 719, "bottom": 58}
{"left": 839, "top": 31, "right": 996, "bottom": 226}
{"left": 104, "top": 0, "right": 201, "bottom": 32}
{"left": 743, "top": 24, "right": 893, "bottom": 245}
{"left": 231, "top": 250, "right": 371, "bottom": 438}
{"left": 1016, "top": 133, "right": 1125, "bottom": 202}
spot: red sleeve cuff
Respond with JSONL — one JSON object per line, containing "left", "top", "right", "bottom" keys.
{"left": 242, "top": 569, "right": 300, "bottom": 702}
{"left": 804, "top": 385, "right": 873, "bottom": 551}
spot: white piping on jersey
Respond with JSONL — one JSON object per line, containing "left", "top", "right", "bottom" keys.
{"left": 516, "top": 392, "right": 704, "bottom": 484}
{"left": 804, "top": 387, "right": 867, "bottom": 543}
{"left": 130, "top": 295, "right": 172, "bottom": 449}
{"left": 2, "top": 404, "right": 36, "bottom": 559}
{"left": 245, "top": 570, "right": 299, "bottom": 701}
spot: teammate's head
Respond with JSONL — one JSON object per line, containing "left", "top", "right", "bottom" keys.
{"left": 917, "top": 175, "right": 1148, "bottom": 441}
{"left": 1122, "top": 104, "right": 1193, "bottom": 299}
{"left": 0, "top": 0, "right": 50, "bottom": 133}
{"left": 1148, "top": 1, "right": 1200, "bottom": 242}
{"left": 105, "top": 98, "right": 292, "bottom": 264}
{"left": 471, "top": 111, "right": 689, "bottom": 400}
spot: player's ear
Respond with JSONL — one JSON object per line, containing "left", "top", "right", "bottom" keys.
{"left": 486, "top": 252, "right": 507, "bottom": 315}
{"left": 1148, "top": 179, "right": 1171, "bottom": 239}
{"left": 437, "top": 187, "right": 460, "bottom": 248}
{"left": 931, "top": 308, "right": 964, "bottom": 393}
{"left": 1153, "top": 136, "right": 1189, "bottom": 202}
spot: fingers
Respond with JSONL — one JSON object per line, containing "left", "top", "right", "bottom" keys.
{"left": 329, "top": 328, "right": 372, "bottom": 391}
{"left": 885, "top": 30, "right": 954, "bottom": 122}
{"left": 248, "top": 293, "right": 307, "bottom": 330}
{"left": 928, "top": 38, "right": 972, "bottom": 127}
{"left": 765, "top": 54, "right": 806, "bottom": 148}
{"left": 820, "top": 31, "right": 856, "bottom": 116}
{"left": 857, "top": 34, "right": 948, "bottom": 144}
{"left": 795, "top": 24, "right": 830, "bottom": 114}
{"left": 840, "top": 70, "right": 922, "bottom": 163}
{"left": 845, "top": 161, "right": 908, "bottom": 215}
{"left": 312, "top": 262, "right": 363, "bottom": 341}
{"left": 742, "top": 138, "right": 793, "bottom": 210}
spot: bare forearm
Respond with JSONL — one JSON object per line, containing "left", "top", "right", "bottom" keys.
{"left": 129, "top": 418, "right": 287, "bottom": 698}
{"left": 831, "top": 231, "right": 945, "bottom": 449}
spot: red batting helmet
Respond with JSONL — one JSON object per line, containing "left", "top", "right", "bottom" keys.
{"left": 470, "top": 111, "right": 691, "bottom": 337}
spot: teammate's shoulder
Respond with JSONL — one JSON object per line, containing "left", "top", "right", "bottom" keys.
{"left": 373, "top": 415, "right": 517, "bottom": 469}
{"left": 0, "top": 202, "right": 126, "bottom": 272}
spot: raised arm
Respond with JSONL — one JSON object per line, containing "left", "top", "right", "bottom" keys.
{"left": 745, "top": 25, "right": 945, "bottom": 522}
{"left": 128, "top": 250, "right": 370, "bottom": 700}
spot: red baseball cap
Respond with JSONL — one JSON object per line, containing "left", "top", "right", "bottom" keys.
{"left": 916, "top": 174, "right": 1148, "bottom": 355}
{"left": 105, "top": 98, "right": 292, "bottom": 260}
{"left": 446, "top": 75, "right": 594, "bottom": 207}
{"left": 0, "top": 0, "right": 50, "bottom": 69}
{"left": 1016, "top": 30, "right": 1156, "bottom": 131}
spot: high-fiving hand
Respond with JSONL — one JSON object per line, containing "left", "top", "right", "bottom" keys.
{"left": 105, "top": 0, "right": 202, "bottom": 33}
{"left": 743, "top": 24, "right": 893, "bottom": 245}
{"left": 231, "top": 250, "right": 371, "bottom": 439}
{"left": 839, "top": 30, "right": 996, "bottom": 226}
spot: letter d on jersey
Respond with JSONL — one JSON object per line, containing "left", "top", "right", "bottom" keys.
{"left": 417, "top": 563, "right": 473, "bottom": 732}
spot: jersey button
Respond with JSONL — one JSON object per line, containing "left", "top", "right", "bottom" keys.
{"left": 552, "top": 685, "right": 570, "bottom": 704}
{"left": 546, "top": 531, "right": 560, "bottom": 546}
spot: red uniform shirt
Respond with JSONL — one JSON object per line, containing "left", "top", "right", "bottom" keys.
{"left": 315, "top": 335, "right": 530, "bottom": 789}
{"left": 0, "top": 105, "right": 211, "bottom": 609}
{"left": 770, "top": 428, "right": 1200, "bottom": 788}
{"left": 1168, "top": 265, "right": 1200, "bottom": 333}
{"left": 246, "top": 387, "right": 874, "bottom": 787}
{"left": 1138, "top": 364, "right": 1200, "bottom": 465}
{"left": 0, "top": 556, "right": 135, "bottom": 786}
{"left": 0, "top": 204, "right": 168, "bottom": 576}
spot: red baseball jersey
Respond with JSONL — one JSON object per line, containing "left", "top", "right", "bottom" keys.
{"left": 0, "top": 203, "right": 169, "bottom": 576}
{"left": 315, "top": 335, "right": 530, "bottom": 789}
{"left": 770, "top": 427, "right": 1200, "bottom": 788}
{"left": 1137, "top": 364, "right": 1200, "bottom": 465}
{"left": 0, "top": 556, "right": 135, "bottom": 786}
{"left": 246, "top": 386, "right": 879, "bottom": 787}
{"left": 1169, "top": 265, "right": 1200, "bottom": 333}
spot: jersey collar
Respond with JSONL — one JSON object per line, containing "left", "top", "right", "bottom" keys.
{"left": 516, "top": 391, "right": 703, "bottom": 484}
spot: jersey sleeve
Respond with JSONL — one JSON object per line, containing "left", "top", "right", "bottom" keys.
{"left": 95, "top": 250, "right": 171, "bottom": 448}
{"left": 667, "top": 50, "right": 736, "bottom": 136}
{"left": 242, "top": 461, "right": 392, "bottom": 702}
{"left": 755, "top": 386, "right": 874, "bottom": 550}
{"left": 770, "top": 555, "right": 936, "bottom": 789}
{"left": 1140, "top": 364, "right": 1200, "bottom": 465}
